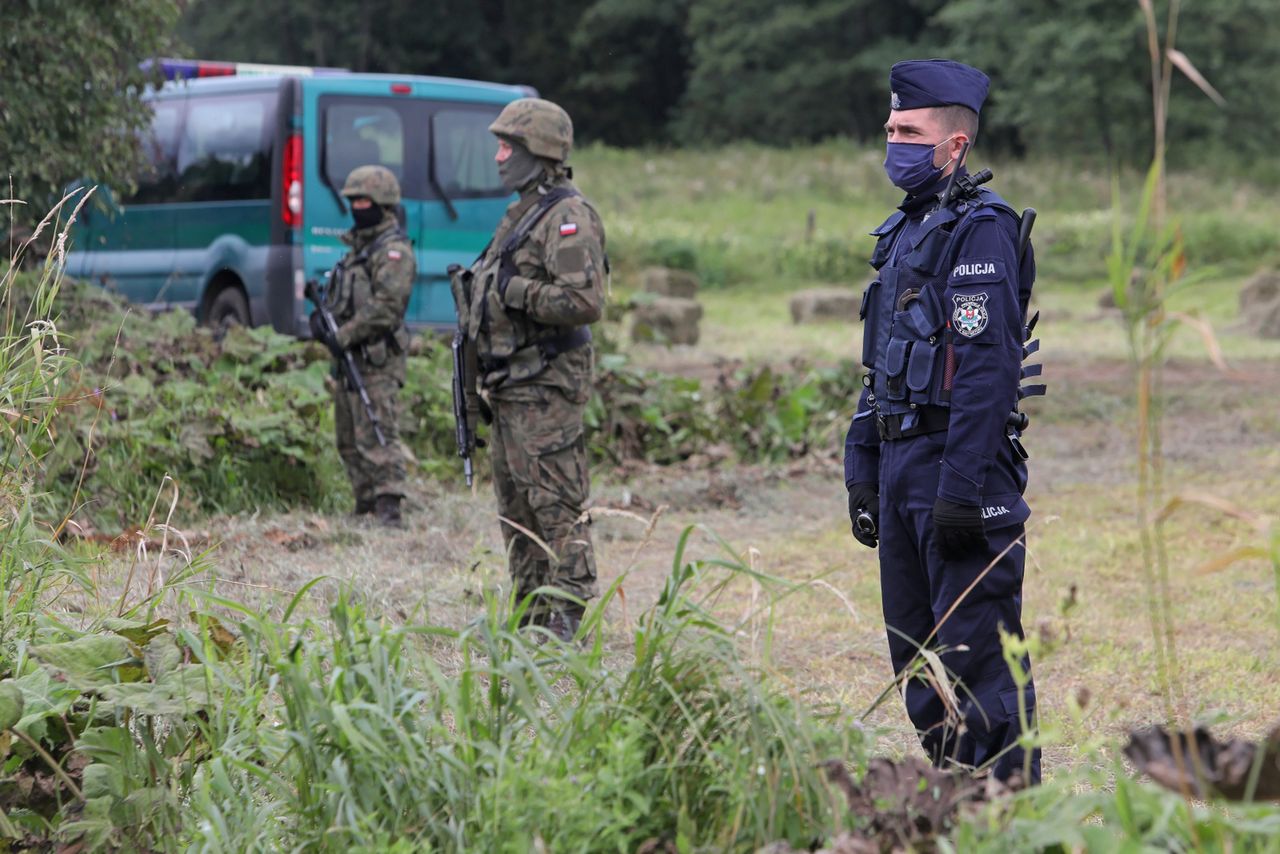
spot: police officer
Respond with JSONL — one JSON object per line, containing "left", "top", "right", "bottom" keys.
{"left": 844, "top": 60, "right": 1042, "bottom": 783}
{"left": 312, "top": 165, "right": 415, "bottom": 528}
{"left": 450, "top": 98, "right": 607, "bottom": 642}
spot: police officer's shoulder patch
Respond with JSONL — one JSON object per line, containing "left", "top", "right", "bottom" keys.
{"left": 952, "top": 292, "right": 989, "bottom": 338}
{"left": 948, "top": 256, "right": 1005, "bottom": 286}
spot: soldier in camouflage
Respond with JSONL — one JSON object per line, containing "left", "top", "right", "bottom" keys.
{"left": 312, "top": 165, "right": 415, "bottom": 528}
{"left": 450, "top": 98, "right": 607, "bottom": 641}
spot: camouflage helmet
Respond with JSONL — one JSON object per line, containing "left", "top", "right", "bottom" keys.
{"left": 341, "top": 165, "right": 401, "bottom": 206}
{"left": 489, "top": 98, "right": 573, "bottom": 162}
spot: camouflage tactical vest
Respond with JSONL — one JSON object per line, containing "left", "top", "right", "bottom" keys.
{"left": 453, "top": 187, "right": 593, "bottom": 386}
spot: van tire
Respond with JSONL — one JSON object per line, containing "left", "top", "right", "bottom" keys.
{"left": 205, "top": 286, "right": 250, "bottom": 332}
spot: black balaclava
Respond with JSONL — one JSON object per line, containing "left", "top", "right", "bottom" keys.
{"left": 351, "top": 200, "right": 385, "bottom": 230}
{"left": 498, "top": 141, "right": 548, "bottom": 193}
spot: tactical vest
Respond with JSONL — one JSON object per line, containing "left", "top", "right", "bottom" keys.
{"left": 860, "top": 188, "right": 1041, "bottom": 438}
{"left": 456, "top": 187, "right": 594, "bottom": 386}
{"left": 325, "top": 225, "right": 406, "bottom": 319}
{"left": 324, "top": 224, "right": 411, "bottom": 363}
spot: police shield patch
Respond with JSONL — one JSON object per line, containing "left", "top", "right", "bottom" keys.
{"left": 952, "top": 292, "right": 989, "bottom": 338}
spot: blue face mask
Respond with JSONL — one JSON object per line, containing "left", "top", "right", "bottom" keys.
{"left": 884, "top": 138, "right": 954, "bottom": 195}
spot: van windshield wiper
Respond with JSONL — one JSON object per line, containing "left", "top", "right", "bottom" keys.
{"left": 429, "top": 172, "right": 459, "bottom": 222}
{"left": 428, "top": 115, "right": 459, "bottom": 221}
{"left": 318, "top": 112, "right": 348, "bottom": 215}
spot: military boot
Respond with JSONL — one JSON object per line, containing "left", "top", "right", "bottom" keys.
{"left": 545, "top": 604, "right": 584, "bottom": 644}
{"left": 375, "top": 495, "right": 403, "bottom": 528}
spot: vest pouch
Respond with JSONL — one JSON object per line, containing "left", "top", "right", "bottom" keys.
{"left": 505, "top": 344, "right": 549, "bottom": 383}
{"left": 390, "top": 324, "right": 409, "bottom": 354}
{"left": 902, "top": 222, "right": 954, "bottom": 277}
{"left": 347, "top": 266, "right": 373, "bottom": 324}
{"left": 449, "top": 267, "right": 473, "bottom": 327}
{"left": 870, "top": 234, "right": 894, "bottom": 270}
{"left": 903, "top": 283, "right": 946, "bottom": 339}
{"left": 363, "top": 337, "right": 389, "bottom": 368}
{"left": 482, "top": 289, "right": 519, "bottom": 360}
{"left": 468, "top": 263, "right": 497, "bottom": 341}
{"left": 869, "top": 211, "right": 904, "bottom": 270}
{"left": 325, "top": 262, "right": 354, "bottom": 319}
{"left": 859, "top": 279, "right": 881, "bottom": 369}
{"left": 884, "top": 338, "right": 910, "bottom": 401}
{"left": 905, "top": 340, "right": 937, "bottom": 401}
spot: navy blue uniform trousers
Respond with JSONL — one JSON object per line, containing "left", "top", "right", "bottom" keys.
{"left": 878, "top": 430, "right": 1040, "bottom": 783}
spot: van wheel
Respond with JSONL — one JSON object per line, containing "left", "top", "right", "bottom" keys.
{"left": 206, "top": 287, "right": 250, "bottom": 333}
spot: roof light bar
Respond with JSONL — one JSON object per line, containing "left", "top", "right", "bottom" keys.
{"left": 144, "top": 58, "right": 349, "bottom": 82}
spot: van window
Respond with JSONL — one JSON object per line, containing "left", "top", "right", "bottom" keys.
{"left": 175, "top": 92, "right": 276, "bottom": 202}
{"left": 125, "top": 100, "right": 182, "bottom": 204}
{"left": 324, "top": 102, "right": 406, "bottom": 193}
{"left": 433, "top": 107, "right": 506, "bottom": 197}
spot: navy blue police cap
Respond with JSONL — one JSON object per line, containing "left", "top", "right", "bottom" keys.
{"left": 889, "top": 59, "right": 989, "bottom": 115}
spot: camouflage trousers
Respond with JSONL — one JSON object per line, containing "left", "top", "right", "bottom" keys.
{"left": 333, "top": 367, "right": 408, "bottom": 503}
{"left": 489, "top": 386, "right": 597, "bottom": 616}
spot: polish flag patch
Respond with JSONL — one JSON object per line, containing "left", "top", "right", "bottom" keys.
{"left": 559, "top": 222, "right": 578, "bottom": 236}
{"left": 387, "top": 250, "right": 402, "bottom": 260}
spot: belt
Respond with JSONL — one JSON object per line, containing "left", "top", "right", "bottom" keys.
{"left": 480, "top": 326, "right": 592, "bottom": 374}
{"left": 876, "top": 405, "right": 950, "bottom": 440}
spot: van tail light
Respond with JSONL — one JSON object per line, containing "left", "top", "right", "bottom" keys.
{"left": 282, "top": 132, "right": 303, "bottom": 228}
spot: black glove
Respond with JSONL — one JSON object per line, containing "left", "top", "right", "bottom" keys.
{"left": 933, "top": 497, "right": 988, "bottom": 560}
{"left": 309, "top": 310, "right": 342, "bottom": 358}
{"left": 847, "top": 482, "right": 879, "bottom": 549}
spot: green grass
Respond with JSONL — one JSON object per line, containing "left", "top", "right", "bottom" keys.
{"left": 575, "top": 141, "right": 1280, "bottom": 290}
{"left": 613, "top": 272, "right": 1280, "bottom": 367}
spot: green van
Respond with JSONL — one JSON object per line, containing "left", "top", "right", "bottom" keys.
{"left": 65, "top": 60, "right": 528, "bottom": 333}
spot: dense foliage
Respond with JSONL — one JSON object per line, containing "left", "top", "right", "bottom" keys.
{"left": 178, "top": 0, "right": 1278, "bottom": 167}
{"left": 0, "top": 0, "right": 178, "bottom": 225}
{"left": 17, "top": 276, "right": 855, "bottom": 527}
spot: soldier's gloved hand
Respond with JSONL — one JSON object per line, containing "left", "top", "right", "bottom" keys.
{"left": 933, "top": 498, "right": 987, "bottom": 560}
{"left": 309, "top": 311, "right": 342, "bottom": 358}
{"left": 847, "top": 482, "right": 879, "bottom": 549}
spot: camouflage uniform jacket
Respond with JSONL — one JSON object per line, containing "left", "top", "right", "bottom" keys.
{"left": 461, "top": 175, "right": 606, "bottom": 402}
{"left": 326, "top": 215, "right": 415, "bottom": 380}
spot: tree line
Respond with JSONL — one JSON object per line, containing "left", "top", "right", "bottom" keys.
{"left": 3, "top": 0, "right": 1275, "bottom": 225}
{"left": 179, "top": 0, "right": 1278, "bottom": 165}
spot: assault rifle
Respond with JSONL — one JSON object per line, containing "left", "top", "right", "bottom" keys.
{"left": 304, "top": 278, "right": 387, "bottom": 448}
{"left": 447, "top": 264, "right": 485, "bottom": 487}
